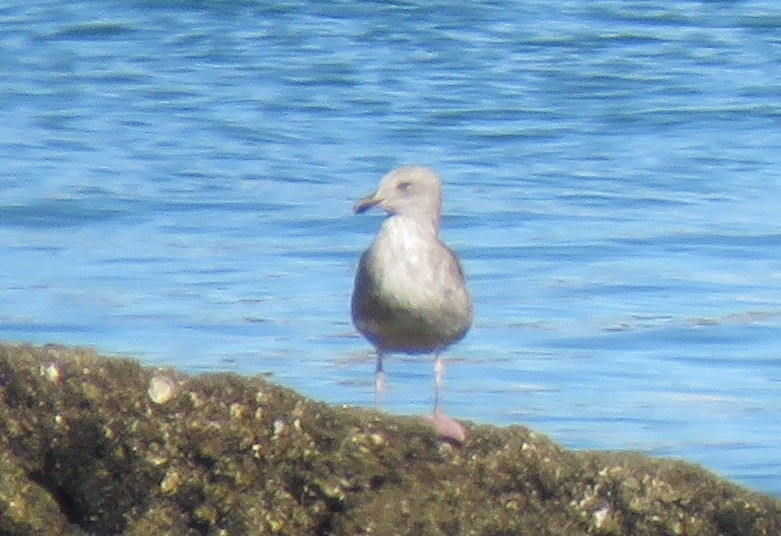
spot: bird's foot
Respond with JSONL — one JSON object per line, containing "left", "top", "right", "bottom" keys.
{"left": 422, "top": 412, "right": 466, "bottom": 443}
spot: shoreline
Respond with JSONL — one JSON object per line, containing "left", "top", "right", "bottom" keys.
{"left": 0, "top": 342, "right": 778, "bottom": 535}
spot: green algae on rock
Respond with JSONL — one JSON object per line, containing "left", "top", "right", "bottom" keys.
{"left": 0, "top": 342, "right": 778, "bottom": 536}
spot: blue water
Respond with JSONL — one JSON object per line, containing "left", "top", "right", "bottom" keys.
{"left": 2, "top": 0, "right": 781, "bottom": 496}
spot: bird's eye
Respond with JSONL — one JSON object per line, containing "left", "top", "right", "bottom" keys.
{"left": 397, "top": 181, "right": 412, "bottom": 192}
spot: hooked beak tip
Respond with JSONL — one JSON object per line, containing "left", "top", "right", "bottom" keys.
{"left": 354, "top": 195, "right": 379, "bottom": 214}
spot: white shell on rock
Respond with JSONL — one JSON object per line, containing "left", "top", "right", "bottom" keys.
{"left": 148, "top": 374, "right": 177, "bottom": 405}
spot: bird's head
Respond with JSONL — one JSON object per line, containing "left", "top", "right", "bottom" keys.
{"left": 354, "top": 165, "right": 443, "bottom": 221}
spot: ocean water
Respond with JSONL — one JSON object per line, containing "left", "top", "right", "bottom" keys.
{"left": 2, "top": 0, "right": 781, "bottom": 496}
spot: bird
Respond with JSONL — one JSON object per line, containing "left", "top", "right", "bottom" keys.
{"left": 351, "top": 165, "right": 472, "bottom": 441}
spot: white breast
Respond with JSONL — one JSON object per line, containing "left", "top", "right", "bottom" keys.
{"left": 371, "top": 216, "right": 463, "bottom": 311}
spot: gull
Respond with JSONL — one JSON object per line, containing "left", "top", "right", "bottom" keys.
{"left": 351, "top": 165, "right": 472, "bottom": 441}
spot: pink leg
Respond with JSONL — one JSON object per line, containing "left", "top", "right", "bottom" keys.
{"left": 425, "top": 353, "right": 467, "bottom": 442}
{"left": 433, "top": 353, "right": 444, "bottom": 415}
{"left": 374, "top": 352, "right": 386, "bottom": 409}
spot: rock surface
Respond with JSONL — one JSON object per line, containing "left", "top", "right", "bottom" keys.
{"left": 0, "top": 342, "right": 778, "bottom": 536}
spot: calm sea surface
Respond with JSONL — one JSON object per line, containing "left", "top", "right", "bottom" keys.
{"left": 2, "top": 0, "right": 781, "bottom": 496}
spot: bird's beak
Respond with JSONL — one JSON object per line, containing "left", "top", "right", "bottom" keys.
{"left": 354, "top": 193, "right": 381, "bottom": 214}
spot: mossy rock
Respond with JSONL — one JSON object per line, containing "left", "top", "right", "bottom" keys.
{"left": 0, "top": 343, "right": 778, "bottom": 536}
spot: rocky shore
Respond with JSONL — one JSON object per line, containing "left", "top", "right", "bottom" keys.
{"left": 0, "top": 342, "right": 778, "bottom": 535}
